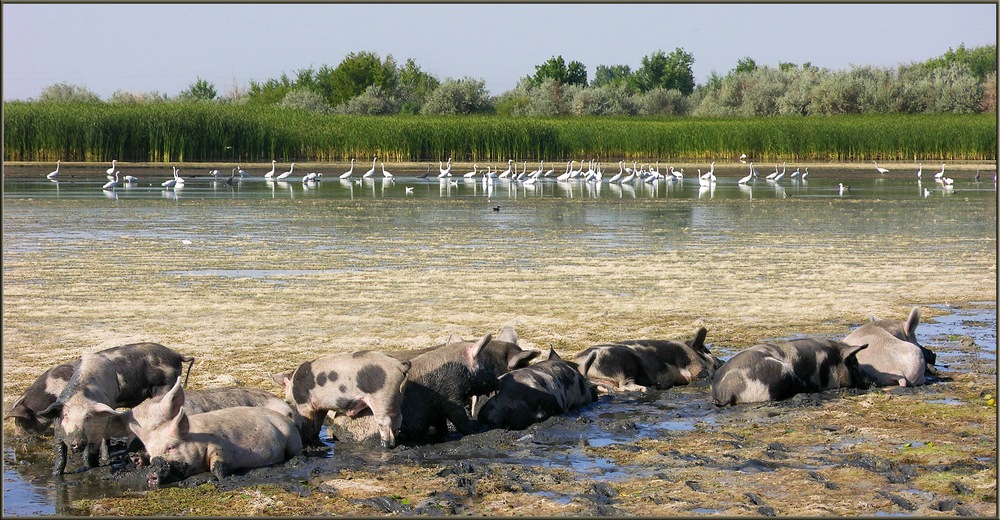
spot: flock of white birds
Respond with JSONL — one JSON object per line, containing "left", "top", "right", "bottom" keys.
{"left": 43, "top": 155, "right": 994, "bottom": 197}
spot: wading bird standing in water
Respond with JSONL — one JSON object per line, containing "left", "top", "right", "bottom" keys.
{"left": 873, "top": 161, "right": 889, "bottom": 175}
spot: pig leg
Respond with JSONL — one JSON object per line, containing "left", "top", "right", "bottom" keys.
{"left": 442, "top": 402, "right": 480, "bottom": 435}
{"left": 86, "top": 443, "right": 101, "bottom": 468}
{"left": 53, "top": 439, "right": 68, "bottom": 476}
{"left": 99, "top": 438, "right": 112, "bottom": 466}
{"left": 207, "top": 447, "right": 233, "bottom": 481}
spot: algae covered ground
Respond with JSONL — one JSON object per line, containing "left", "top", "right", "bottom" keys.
{"left": 2, "top": 163, "right": 996, "bottom": 516}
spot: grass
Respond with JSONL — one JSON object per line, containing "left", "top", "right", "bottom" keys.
{"left": 4, "top": 101, "right": 996, "bottom": 163}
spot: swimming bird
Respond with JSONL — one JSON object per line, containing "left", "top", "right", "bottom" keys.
{"left": 923, "top": 187, "right": 931, "bottom": 198}
{"left": 381, "top": 162, "right": 394, "bottom": 179}
{"left": 405, "top": 186, "right": 414, "bottom": 195}
{"left": 264, "top": 160, "right": 277, "bottom": 179}
{"left": 493, "top": 205, "right": 501, "bottom": 212}
{"left": 838, "top": 183, "right": 851, "bottom": 195}
{"left": 340, "top": 159, "right": 355, "bottom": 179}
{"left": 873, "top": 161, "right": 889, "bottom": 175}
{"left": 363, "top": 157, "right": 378, "bottom": 179}
{"left": 47, "top": 160, "right": 61, "bottom": 180}
{"left": 739, "top": 153, "right": 747, "bottom": 164}
{"left": 102, "top": 171, "right": 119, "bottom": 191}
{"left": 276, "top": 163, "right": 295, "bottom": 180}
{"left": 106, "top": 159, "right": 117, "bottom": 177}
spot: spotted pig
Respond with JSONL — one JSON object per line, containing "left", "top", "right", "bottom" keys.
{"left": 272, "top": 351, "right": 410, "bottom": 448}
{"left": 477, "top": 348, "right": 597, "bottom": 430}
{"left": 711, "top": 338, "right": 869, "bottom": 406}
{"left": 5, "top": 360, "right": 78, "bottom": 435}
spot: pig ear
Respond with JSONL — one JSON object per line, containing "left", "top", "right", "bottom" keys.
{"left": 687, "top": 327, "right": 709, "bottom": 351}
{"left": 868, "top": 314, "right": 878, "bottom": 323}
{"left": 38, "top": 401, "right": 64, "bottom": 419}
{"left": 496, "top": 326, "right": 518, "bottom": 345}
{"left": 167, "top": 408, "right": 191, "bottom": 438}
{"left": 270, "top": 371, "right": 292, "bottom": 388}
{"left": 4, "top": 397, "right": 30, "bottom": 419}
{"left": 508, "top": 349, "right": 541, "bottom": 370}
{"left": 399, "top": 360, "right": 411, "bottom": 377}
{"left": 466, "top": 333, "right": 492, "bottom": 365}
{"left": 841, "top": 343, "right": 868, "bottom": 360}
{"left": 579, "top": 350, "right": 598, "bottom": 378}
{"left": 165, "top": 377, "right": 186, "bottom": 419}
{"left": 906, "top": 307, "right": 921, "bottom": 337}
{"left": 89, "top": 402, "right": 121, "bottom": 418}
{"left": 545, "top": 348, "right": 562, "bottom": 361}
{"left": 446, "top": 334, "right": 464, "bottom": 345}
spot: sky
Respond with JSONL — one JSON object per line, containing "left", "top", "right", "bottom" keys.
{"left": 3, "top": 3, "right": 997, "bottom": 101}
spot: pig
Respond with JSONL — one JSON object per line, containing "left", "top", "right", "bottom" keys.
{"left": 120, "top": 386, "right": 301, "bottom": 468}
{"left": 39, "top": 342, "right": 195, "bottom": 475}
{"left": 272, "top": 351, "right": 411, "bottom": 448}
{"left": 711, "top": 338, "right": 869, "bottom": 406}
{"left": 5, "top": 360, "right": 78, "bottom": 435}
{"left": 328, "top": 333, "right": 499, "bottom": 444}
{"left": 843, "top": 307, "right": 934, "bottom": 387}
{"left": 477, "top": 348, "right": 597, "bottom": 430}
{"left": 572, "top": 327, "right": 720, "bottom": 393}
{"left": 125, "top": 378, "right": 302, "bottom": 485}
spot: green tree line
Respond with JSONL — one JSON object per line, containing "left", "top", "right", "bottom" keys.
{"left": 29, "top": 45, "right": 996, "bottom": 117}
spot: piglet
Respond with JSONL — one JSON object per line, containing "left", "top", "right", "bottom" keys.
{"left": 711, "top": 338, "right": 869, "bottom": 406}
{"left": 125, "top": 378, "right": 302, "bottom": 484}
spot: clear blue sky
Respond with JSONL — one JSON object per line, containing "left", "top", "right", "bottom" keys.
{"left": 3, "top": 3, "right": 996, "bottom": 101}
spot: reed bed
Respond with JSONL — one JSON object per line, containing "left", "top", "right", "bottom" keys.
{"left": 4, "top": 102, "right": 995, "bottom": 163}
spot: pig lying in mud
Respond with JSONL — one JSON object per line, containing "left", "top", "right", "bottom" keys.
{"left": 572, "top": 327, "right": 721, "bottom": 393}
{"left": 120, "top": 386, "right": 301, "bottom": 467}
{"left": 328, "top": 333, "right": 501, "bottom": 445}
{"left": 477, "top": 348, "right": 597, "bottom": 430}
{"left": 843, "top": 306, "right": 935, "bottom": 387}
{"left": 123, "top": 378, "right": 302, "bottom": 485}
{"left": 272, "top": 351, "right": 411, "bottom": 448}
{"left": 40, "top": 342, "right": 194, "bottom": 475}
{"left": 5, "top": 360, "right": 78, "bottom": 435}
{"left": 711, "top": 338, "right": 869, "bottom": 406}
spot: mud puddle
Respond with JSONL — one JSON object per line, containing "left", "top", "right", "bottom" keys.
{"left": 3, "top": 304, "right": 996, "bottom": 516}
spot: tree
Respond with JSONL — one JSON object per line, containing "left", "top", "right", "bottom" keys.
{"left": 924, "top": 44, "right": 997, "bottom": 81}
{"left": 279, "top": 88, "right": 332, "bottom": 114}
{"left": 732, "top": 57, "right": 758, "bottom": 76}
{"left": 316, "top": 51, "right": 399, "bottom": 107}
{"left": 421, "top": 77, "right": 492, "bottom": 115}
{"left": 526, "top": 55, "right": 587, "bottom": 88}
{"left": 37, "top": 82, "right": 101, "bottom": 102}
{"left": 591, "top": 64, "right": 634, "bottom": 90}
{"left": 178, "top": 77, "right": 218, "bottom": 101}
{"left": 398, "top": 58, "right": 440, "bottom": 114}
{"left": 634, "top": 48, "right": 695, "bottom": 95}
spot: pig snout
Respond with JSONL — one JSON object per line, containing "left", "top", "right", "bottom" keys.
{"left": 130, "top": 451, "right": 149, "bottom": 468}
{"left": 146, "top": 471, "right": 159, "bottom": 487}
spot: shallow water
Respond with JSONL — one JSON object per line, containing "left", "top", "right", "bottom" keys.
{"left": 2, "top": 170, "right": 996, "bottom": 515}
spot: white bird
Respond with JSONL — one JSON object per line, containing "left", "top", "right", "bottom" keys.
{"left": 941, "top": 176, "right": 954, "bottom": 186}
{"left": 363, "top": 157, "right": 378, "bottom": 179}
{"left": 47, "top": 160, "right": 61, "bottom": 180}
{"left": 934, "top": 163, "right": 946, "bottom": 180}
{"left": 790, "top": 167, "right": 800, "bottom": 179}
{"left": 739, "top": 153, "right": 747, "bottom": 164}
{"left": 106, "top": 159, "right": 117, "bottom": 177}
{"left": 738, "top": 163, "right": 753, "bottom": 184}
{"left": 766, "top": 164, "right": 779, "bottom": 181}
{"left": 381, "top": 162, "right": 394, "bottom": 179}
{"left": 873, "top": 161, "right": 889, "bottom": 175}
{"left": 556, "top": 161, "right": 574, "bottom": 181}
{"left": 210, "top": 169, "right": 221, "bottom": 179}
{"left": 801, "top": 167, "right": 809, "bottom": 180}
{"left": 438, "top": 158, "right": 453, "bottom": 178}
{"left": 102, "top": 171, "right": 119, "bottom": 191}
{"left": 838, "top": 183, "right": 851, "bottom": 195}
{"left": 923, "top": 187, "right": 931, "bottom": 198}
{"left": 124, "top": 174, "right": 139, "bottom": 183}
{"left": 498, "top": 159, "right": 514, "bottom": 179}
{"left": 302, "top": 172, "right": 319, "bottom": 182}
{"left": 405, "top": 186, "right": 414, "bottom": 195}
{"left": 173, "top": 167, "right": 185, "bottom": 185}
{"left": 238, "top": 166, "right": 249, "bottom": 178}
{"left": 464, "top": 164, "right": 479, "bottom": 178}
{"left": 162, "top": 178, "right": 177, "bottom": 188}
{"left": 916, "top": 163, "right": 922, "bottom": 179}
{"left": 340, "top": 159, "right": 355, "bottom": 179}
{"left": 276, "top": 163, "right": 295, "bottom": 180}
{"left": 264, "top": 160, "right": 278, "bottom": 179}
